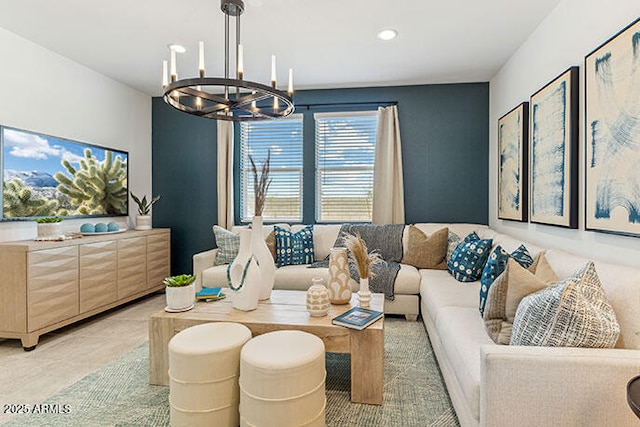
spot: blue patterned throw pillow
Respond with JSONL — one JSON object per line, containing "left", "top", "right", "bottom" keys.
{"left": 479, "top": 245, "right": 534, "bottom": 315}
{"left": 447, "top": 233, "right": 493, "bottom": 282}
{"left": 275, "top": 225, "right": 315, "bottom": 267}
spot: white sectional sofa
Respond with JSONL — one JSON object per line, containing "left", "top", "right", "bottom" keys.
{"left": 193, "top": 222, "right": 640, "bottom": 426}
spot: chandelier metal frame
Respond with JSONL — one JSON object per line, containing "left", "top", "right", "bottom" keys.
{"left": 162, "top": 0, "right": 294, "bottom": 121}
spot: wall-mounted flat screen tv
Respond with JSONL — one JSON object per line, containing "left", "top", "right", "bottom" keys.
{"left": 1, "top": 126, "right": 128, "bottom": 220}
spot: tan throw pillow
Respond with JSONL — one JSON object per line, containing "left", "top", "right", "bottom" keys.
{"left": 510, "top": 261, "right": 620, "bottom": 348}
{"left": 483, "top": 254, "right": 558, "bottom": 344}
{"left": 264, "top": 230, "right": 277, "bottom": 262}
{"left": 401, "top": 226, "right": 448, "bottom": 269}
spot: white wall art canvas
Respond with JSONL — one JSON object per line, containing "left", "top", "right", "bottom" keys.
{"left": 530, "top": 67, "right": 579, "bottom": 228}
{"left": 585, "top": 18, "right": 640, "bottom": 236}
{"left": 498, "top": 102, "right": 528, "bottom": 222}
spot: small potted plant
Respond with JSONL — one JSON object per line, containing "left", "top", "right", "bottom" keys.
{"left": 35, "top": 217, "right": 64, "bottom": 238}
{"left": 163, "top": 274, "right": 196, "bottom": 311}
{"left": 131, "top": 192, "right": 161, "bottom": 230}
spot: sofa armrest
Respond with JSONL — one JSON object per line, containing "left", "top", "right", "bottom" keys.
{"left": 480, "top": 344, "right": 640, "bottom": 427}
{"left": 193, "top": 249, "right": 218, "bottom": 291}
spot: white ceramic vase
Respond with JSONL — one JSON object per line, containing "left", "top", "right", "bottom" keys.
{"left": 358, "top": 277, "right": 372, "bottom": 308}
{"left": 306, "top": 277, "right": 330, "bottom": 317}
{"left": 135, "top": 215, "right": 152, "bottom": 230}
{"left": 229, "top": 229, "right": 260, "bottom": 311}
{"left": 251, "top": 216, "right": 276, "bottom": 300}
{"left": 327, "top": 247, "right": 352, "bottom": 304}
{"left": 165, "top": 283, "right": 195, "bottom": 311}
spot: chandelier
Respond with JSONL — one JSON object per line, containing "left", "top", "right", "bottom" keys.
{"left": 161, "top": 0, "right": 294, "bottom": 121}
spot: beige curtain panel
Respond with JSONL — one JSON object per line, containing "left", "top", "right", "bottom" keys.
{"left": 372, "top": 105, "right": 405, "bottom": 224}
{"left": 217, "top": 120, "right": 235, "bottom": 229}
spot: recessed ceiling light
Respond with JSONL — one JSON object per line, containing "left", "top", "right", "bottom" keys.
{"left": 376, "top": 29, "right": 398, "bottom": 41}
{"left": 168, "top": 44, "right": 186, "bottom": 53}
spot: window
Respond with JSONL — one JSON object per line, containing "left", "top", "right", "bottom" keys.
{"left": 314, "top": 111, "right": 378, "bottom": 222}
{"left": 239, "top": 114, "right": 303, "bottom": 222}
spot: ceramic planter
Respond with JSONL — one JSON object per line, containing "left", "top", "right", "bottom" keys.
{"left": 136, "top": 215, "right": 152, "bottom": 230}
{"left": 37, "top": 222, "right": 63, "bottom": 238}
{"left": 165, "top": 283, "right": 195, "bottom": 311}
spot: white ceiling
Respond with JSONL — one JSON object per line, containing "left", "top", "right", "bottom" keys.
{"left": 0, "top": 0, "right": 561, "bottom": 96}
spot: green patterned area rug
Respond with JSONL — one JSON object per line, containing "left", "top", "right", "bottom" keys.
{"left": 3, "top": 318, "right": 459, "bottom": 427}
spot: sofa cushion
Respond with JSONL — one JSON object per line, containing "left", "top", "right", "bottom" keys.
{"left": 420, "top": 269, "right": 480, "bottom": 327}
{"left": 483, "top": 257, "right": 557, "bottom": 344}
{"left": 273, "top": 265, "right": 332, "bottom": 291}
{"left": 275, "top": 225, "right": 315, "bottom": 267}
{"left": 212, "top": 226, "right": 240, "bottom": 265}
{"left": 436, "top": 306, "right": 494, "bottom": 420}
{"left": 202, "top": 264, "right": 229, "bottom": 288}
{"left": 394, "top": 264, "right": 421, "bottom": 294}
{"left": 448, "top": 234, "right": 493, "bottom": 282}
{"left": 291, "top": 224, "right": 340, "bottom": 262}
{"left": 510, "top": 261, "right": 620, "bottom": 348}
{"left": 479, "top": 245, "right": 534, "bottom": 316}
{"left": 401, "top": 226, "right": 448, "bottom": 269}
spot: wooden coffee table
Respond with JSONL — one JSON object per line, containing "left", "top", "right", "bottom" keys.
{"left": 149, "top": 289, "right": 384, "bottom": 405}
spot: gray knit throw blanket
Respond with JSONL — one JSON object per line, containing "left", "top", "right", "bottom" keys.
{"left": 310, "top": 224, "right": 405, "bottom": 300}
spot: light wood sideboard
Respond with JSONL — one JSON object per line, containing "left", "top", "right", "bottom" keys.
{"left": 0, "top": 228, "right": 170, "bottom": 350}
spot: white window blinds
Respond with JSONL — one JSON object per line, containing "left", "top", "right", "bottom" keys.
{"left": 240, "top": 114, "right": 303, "bottom": 222}
{"left": 314, "top": 111, "right": 378, "bottom": 222}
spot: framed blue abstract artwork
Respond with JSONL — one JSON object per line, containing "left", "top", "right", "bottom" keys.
{"left": 529, "top": 67, "right": 579, "bottom": 228}
{"left": 585, "top": 17, "right": 640, "bottom": 236}
{"left": 498, "top": 102, "right": 528, "bottom": 222}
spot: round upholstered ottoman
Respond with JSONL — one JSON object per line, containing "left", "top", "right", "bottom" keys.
{"left": 239, "top": 330, "right": 326, "bottom": 427}
{"left": 168, "top": 322, "right": 252, "bottom": 427}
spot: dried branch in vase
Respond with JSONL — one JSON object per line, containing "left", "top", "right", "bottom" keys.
{"left": 343, "top": 232, "right": 384, "bottom": 279}
{"left": 249, "top": 150, "right": 272, "bottom": 217}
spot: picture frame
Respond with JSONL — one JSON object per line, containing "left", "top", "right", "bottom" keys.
{"left": 529, "top": 67, "right": 579, "bottom": 228}
{"left": 498, "top": 102, "right": 529, "bottom": 222}
{"left": 585, "top": 17, "right": 640, "bottom": 237}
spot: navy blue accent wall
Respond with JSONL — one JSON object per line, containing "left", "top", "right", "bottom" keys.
{"left": 152, "top": 99, "right": 218, "bottom": 275}
{"left": 152, "top": 83, "right": 488, "bottom": 274}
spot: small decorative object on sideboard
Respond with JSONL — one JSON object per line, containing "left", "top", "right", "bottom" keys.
{"left": 131, "top": 192, "right": 161, "bottom": 230}
{"left": 306, "top": 277, "right": 330, "bottom": 317}
{"left": 80, "top": 221, "right": 126, "bottom": 235}
{"left": 164, "top": 274, "right": 196, "bottom": 312}
{"left": 332, "top": 306, "right": 383, "bottom": 330}
{"left": 343, "top": 232, "right": 383, "bottom": 308}
{"left": 35, "top": 217, "right": 64, "bottom": 239}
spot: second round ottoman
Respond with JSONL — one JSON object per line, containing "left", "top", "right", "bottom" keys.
{"left": 239, "top": 330, "right": 326, "bottom": 427}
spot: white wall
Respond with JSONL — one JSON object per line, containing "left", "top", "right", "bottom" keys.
{"left": 0, "top": 27, "right": 152, "bottom": 241}
{"left": 489, "top": 0, "right": 640, "bottom": 268}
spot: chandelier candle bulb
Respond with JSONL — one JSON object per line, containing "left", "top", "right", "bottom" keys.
{"left": 162, "top": 60, "right": 168, "bottom": 87}
{"left": 198, "top": 41, "right": 205, "bottom": 76}
{"left": 271, "top": 55, "right": 276, "bottom": 87}
{"left": 288, "top": 68, "right": 293, "bottom": 95}
{"left": 238, "top": 44, "right": 244, "bottom": 76}
{"left": 170, "top": 48, "right": 177, "bottom": 81}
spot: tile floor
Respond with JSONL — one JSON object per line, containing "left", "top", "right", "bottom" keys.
{"left": 0, "top": 293, "right": 167, "bottom": 425}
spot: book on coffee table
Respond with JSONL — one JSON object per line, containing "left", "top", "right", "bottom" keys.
{"left": 332, "top": 307, "right": 383, "bottom": 330}
{"left": 196, "top": 287, "right": 225, "bottom": 301}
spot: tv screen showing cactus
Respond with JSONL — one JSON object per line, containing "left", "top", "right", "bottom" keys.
{"left": 1, "top": 126, "right": 128, "bottom": 220}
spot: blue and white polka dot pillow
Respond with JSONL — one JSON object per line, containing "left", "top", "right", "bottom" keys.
{"left": 479, "top": 244, "right": 534, "bottom": 315}
{"left": 274, "top": 225, "right": 315, "bottom": 267}
{"left": 447, "top": 233, "right": 493, "bottom": 282}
